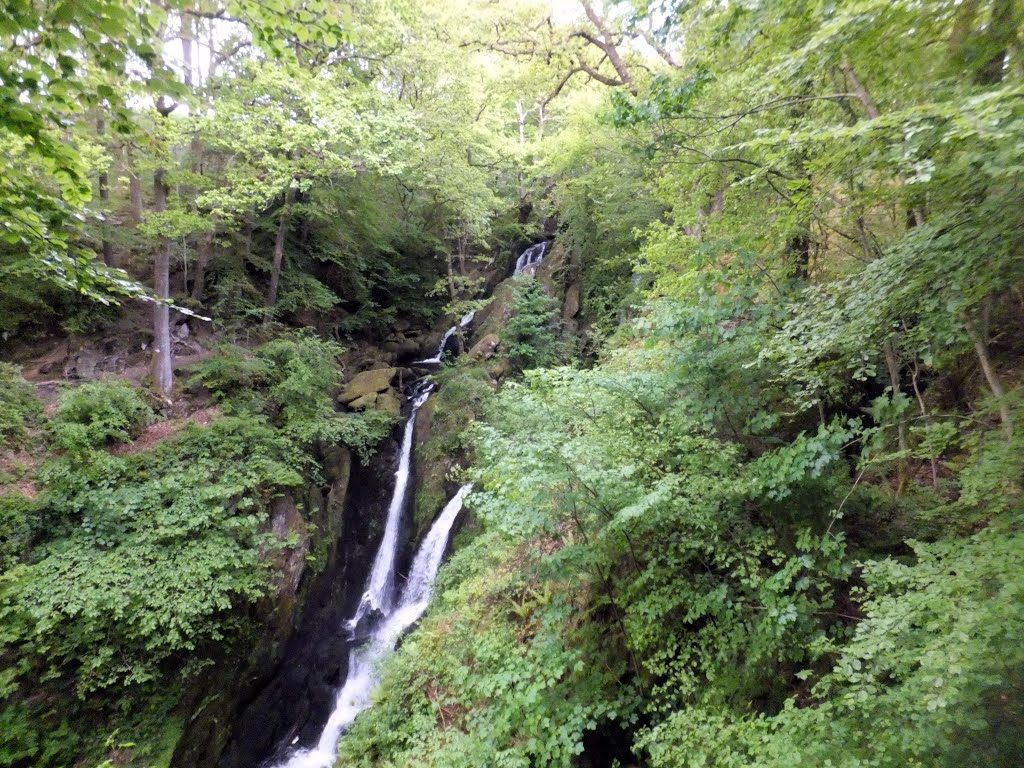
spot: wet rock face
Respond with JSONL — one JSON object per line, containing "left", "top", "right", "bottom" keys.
{"left": 212, "top": 444, "right": 398, "bottom": 768}
{"left": 563, "top": 282, "right": 581, "bottom": 320}
{"left": 169, "top": 440, "right": 391, "bottom": 768}
{"left": 267, "top": 496, "right": 309, "bottom": 625}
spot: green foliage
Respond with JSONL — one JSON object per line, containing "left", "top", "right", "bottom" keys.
{"left": 0, "top": 410, "right": 307, "bottom": 766}
{"left": 0, "top": 364, "right": 42, "bottom": 445}
{"left": 6, "top": 417, "right": 304, "bottom": 693}
{"left": 186, "top": 333, "right": 395, "bottom": 458}
{"left": 502, "top": 277, "right": 569, "bottom": 372}
{"left": 0, "top": 328, "right": 398, "bottom": 764}
{"left": 0, "top": 493, "right": 38, "bottom": 571}
{"left": 186, "top": 344, "right": 273, "bottom": 397}
{"left": 50, "top": 380, "right": 154, "bottom": 453}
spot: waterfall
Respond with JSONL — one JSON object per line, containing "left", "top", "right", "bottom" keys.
{"left": 347, "top": 384, "right": 433, "bottom": 630}
{"left": 460, "top": 309, "right": 475, "bottom": 328}
{"left": 269, "top": 484, "right": 473, "bottom": 768}
{"left": 413, "top": 325, "right": 457, "bottom": 365}
{"left": 513, "top": 241, "right": 548, "bottom": 275}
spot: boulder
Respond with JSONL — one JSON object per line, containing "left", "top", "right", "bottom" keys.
{"left": 269, "top": 496, "right": 308, "bottom": 601}
{"left": 488, "top": 357, "right": 511, "bottom": 380}
{"left": 339, "top": 367, "right": 399, "bottom": 404}
{"left": 397, "top": 337, "right": 422, "bottom": 359}
{"left": 469, "top": 333, "right": 500, "bottom": 360}
{"left": 563, "top": 282, "right": 581, "bottom": 319}
{"left": 375, "top": 390, "right": 402, "bottom": 418}
{"left": 348, "top": 392, "right": 378, "bottom": 410}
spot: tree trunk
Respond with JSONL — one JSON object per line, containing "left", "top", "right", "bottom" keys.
{"left": 128, "top": 163, "right": 144, "bottom": 225}
{"left": 910, "top": 359, "right": 940, "bottom": 487}
{"left": 191, "top": 225, "right": 214, "bottom": 301}
{"left": 152, "top": 166, "right": 174, "bottom": 398}
{"left": 581, "top": 1, "right": 637, "bottom": 95}
{"left": 97, "top": 117, "right": 114, "bottom": 266}
{"left": 883, "top": 340, "right": 909, "bottom": 484}
{"left": 266, "top": 184, "right": 297, "bottom": 307}
{"left": 965, "top": 308, "right": 1013, "bottom": 438}
{"left": 151, "top": 95, "right": 177, "bottom": 399}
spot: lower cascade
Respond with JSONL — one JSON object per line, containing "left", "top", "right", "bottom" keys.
{"left": 347, "top": 384, "right": 433, "bottom": 630}
{"left": 267, "top": 416, "right": 473, "bottom": 768}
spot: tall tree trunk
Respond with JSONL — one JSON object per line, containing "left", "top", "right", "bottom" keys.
{"left": 97, "top": 116, "right": 113, "bottom": 266}
{"left": 128, "top": 159, "right": 144, "bottom": 225}
{"left": 152, "top": 96, "right": 176, "bottom": 399}
{"left": 965, "top": 306, "right": 1013, "bottom": 438}
{"left": 883, "top": 340, "right": 909, "bottom": 485}
{"left": 191, "top": 224, "right": 214, "bottom": 301}
{"left": 266, "top": 184, "right": 297, "bottom": 307}
{"left": 152, "top": 166, "right": 174, "bottom": 398}
{"left": 910, "top": 359, "right": 940, "bottom": 487}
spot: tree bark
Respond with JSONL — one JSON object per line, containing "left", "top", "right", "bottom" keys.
{"left": 191, "top": 224, "right": 214, "bottom": 301}
{"left": 580, "top": 1, "right": 637, "bottom": 95}
{"left": 152, "top": 166, "right": 174, "bottom": 398}
{"left": 883, "top": 340, "right": 909, "bottom": 485}
{"left": 266, "top": 184, "right": 297, "bottom": 307}
{"left": 152, "top": 95, "right": 177, "bottom": 399}
{"left": 128, "top": 161, "right": 145, "bottom": 225}
{"left": 965, "top": 308, "right": 1013, "bottom": 438}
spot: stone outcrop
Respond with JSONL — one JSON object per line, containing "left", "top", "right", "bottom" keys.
{"left": 468, "top": 333, "right": 500, "bottom": 360}
{"left": 375, "top": 390, "right": 402, "bottom": 417}
{"left": 339, "top": 367, "right": 401, "bottom": 404}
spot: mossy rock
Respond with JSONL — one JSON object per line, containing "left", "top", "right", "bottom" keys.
{"left": 376, "top": 390, "right": 402, "bottom": 417}
{"left": 469, "top": 333, "right": 500, "bottom": 360}
{"left": 339, "top": 367, "right": 400, "bottom": 404}
{"left": 348, "top": 392, "right": 378, "bottom": 410}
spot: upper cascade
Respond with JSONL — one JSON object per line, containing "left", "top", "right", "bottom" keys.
{"left": 513, "top": 241, "right": 548, "bottom": 275}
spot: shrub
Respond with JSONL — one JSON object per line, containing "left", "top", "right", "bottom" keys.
{"left": 503, "top": 276, "right": 568, "bottom": 372}
{"left": 50, "top": 380, "right": 154, "bottom": 452}
{"left": 186, "top": 343, "right": 272, "bottom": 398}
{"left": 0, "top": 364, "right": 42, "bottom": 445}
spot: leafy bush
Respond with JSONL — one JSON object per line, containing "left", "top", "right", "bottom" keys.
{"left": 0, "top": 364, "right": 42, "bottom": 445}
{"left": 503, "top": 276, "right": 568, "bottom": 372}
{"left": 50, "top": 380, "right": 154, "bottom": 452}
{"left": 186, "top": 333, "right": 352, "bottom": 442}
{"left": 186, "top": 343, "right": 272, "bottom": 397}
{"left": 0, "top": 493, "right": 37, "bottom": 570}
{"left": 255, "top": 332, "right": 344, "bottom": 430}
{"left": 188, "top": 334, "right": 397, "bottom": 458}
{"left": 2, "top": 416, "right": 304, "bottom": 698}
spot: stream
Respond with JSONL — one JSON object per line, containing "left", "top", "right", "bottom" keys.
{"left": 264, "top": 384, "right": 470, "bottom": 768}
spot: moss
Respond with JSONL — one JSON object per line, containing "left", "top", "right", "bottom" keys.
{"left": 411, "top": 363, "right": 494, "bottom": 539}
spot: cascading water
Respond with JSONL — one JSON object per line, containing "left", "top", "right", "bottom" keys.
{"left": 348, "top": 384, "right": 433, "bottom": 630}
{"left": 270, "top": 484, "right": 473, "bottom": 768}
{"left": 513, "top": 241, "right": 548, "bottom": 275}
{"left": 414, "top": 310, "right": 475, "bottom": 366}
{"left": 413, "top": 325, "right": 456, "bottom": 365}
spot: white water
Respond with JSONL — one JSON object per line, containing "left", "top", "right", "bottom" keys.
{"left": 460, "top": 309, "right": 476, "bottom": 328}
{"left": 413, "top": 325, "right": 457, "bottom": 365}
{"left": 513, "top": 241, "right": 548, "bottom": 275}
{"left": 347, "top": 385, "right": 433, "bottom": 628}
{"left": 271, "top": 484, "right": 473, "bottom": 768}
